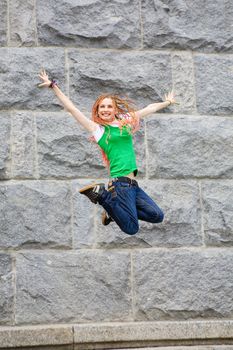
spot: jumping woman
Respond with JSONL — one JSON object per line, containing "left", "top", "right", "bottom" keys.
{"left": 38, "top": 70, "right": 177, "bottom": 235}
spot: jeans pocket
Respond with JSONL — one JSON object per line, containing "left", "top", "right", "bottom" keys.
{"left": 111, "top": 190, "right": 117, "bottom": 199}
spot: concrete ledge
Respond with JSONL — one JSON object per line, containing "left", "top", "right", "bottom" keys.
{"left": 1, "top": 321, "right": 233, "bottom": 349}
{"left": 113, "top": 348, "right": 233, "bottom": 350}
{"left": 74, "top": 321, "right": 233, "bottom": 349}
{"left": 74, "top": 320, "right": 233, "bottom": 343}
{"left": 0, "top": 324, "right": 73, "bottom": 348}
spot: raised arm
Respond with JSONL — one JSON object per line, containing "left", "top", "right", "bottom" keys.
{"left": 135, "top": 91, "right": 177, "bottom": 119}
{"left": 38, "top": 70, "right": 98, "bottom": 133}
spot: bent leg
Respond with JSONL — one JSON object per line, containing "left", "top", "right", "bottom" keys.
{"left": 136, "top": 187, "right": 164, "bottom": 223}
{"left": 99, "top": 182, "right": 139, "bottom": 235}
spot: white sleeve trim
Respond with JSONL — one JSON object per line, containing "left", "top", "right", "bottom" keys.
{"left": 118, "top": 113, "right": 131, "bottom": 120}
{"left": 92, "top": 125, "right": 104, "bottom": 142}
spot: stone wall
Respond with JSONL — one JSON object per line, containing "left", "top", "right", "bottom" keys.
{"left": 1, "top": 0, "right": 233, "bottom": 348}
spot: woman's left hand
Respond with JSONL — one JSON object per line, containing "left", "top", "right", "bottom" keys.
{"left": 164, "top": 90, "right": 177, "bottom": 105}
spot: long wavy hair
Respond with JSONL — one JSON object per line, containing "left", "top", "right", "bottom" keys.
{"left": 91, "top": 94, "right": 140, "bottom": 168}
{"left": 92, "top": 94, "right": 139, "bottom": 131}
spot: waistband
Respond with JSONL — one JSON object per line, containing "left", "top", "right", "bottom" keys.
{"left": 110, "top": 176, "right": 138, "bottom": 186}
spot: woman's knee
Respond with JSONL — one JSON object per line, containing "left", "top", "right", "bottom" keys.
{"left": 158, "top": 211, "right": 164, "bottom": 223}
{"left": 152, "top": 210, "right": 164, "bottom": 223}
{"left": 122, "top": 222, "right": 139, "bottom": 235}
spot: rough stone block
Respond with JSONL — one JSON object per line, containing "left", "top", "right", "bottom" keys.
{"left": 68, "top": 50, "right": 172, "bottom": 112}
{"left": 36, "top": 113, "right": 106, "bottom": 178}
{"left": 133, "top": 120, "right": 146, "bottom": 177}
{"left": 142, "top": 0, "right": 233, "bottom": 52}
{"left": 11, "top": 112, "right": 36, "bottom": 178}
{"left": 0, "top": 254, "right": 14, "bottom": 325}
{"left": 16, "top": 251, "right": 131, "bottom": 324}
{"left": 194, "top": 55, "right": 233, "bottom": 115}
{"left": 171, "top": 52, "right": 196, "bottom": 114}
{"left": 0, "top": 113, "right": 11, "bottom": 179}
{"left": 9, "top": 0, "right": 36, "bottom": 46}
{"left": 133, "top": 249, "right": 233, "bottom": 320}
{"left": 0, "top": 181, "right": 72, "bottom": 249}
{"left": 72, "top": 180, "right": 96, "bottom": 248}
{"left": 202, "top": 181, "right": 233, "bottom": 246}
{"left": 0, "top": 0, "right": 7, "bottom": 46}
{"left": 0, "top": 48, "right": 65, "bottom": 110}
{"left": 147, "top": 116, "right": 233, "bottom": 178}
{"left": 36, "top": 0, "right": 141, "bottom": 48}
{"left": 95, "top": 180, "right": 202, "bottom": 248}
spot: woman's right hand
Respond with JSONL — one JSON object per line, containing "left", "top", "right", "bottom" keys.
{"left": 38, "top": 69, "right": 51, "bottom": 88}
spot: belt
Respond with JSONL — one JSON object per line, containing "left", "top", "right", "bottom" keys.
{"left": 110, "top": 176, "right": 138, "bottom": 186}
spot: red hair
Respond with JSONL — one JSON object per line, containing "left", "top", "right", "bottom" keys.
{"left": 92, "top": 94, "right": 139, "bottom": 131}
{"left": 91, "top": 94, "right": 140, "bottom": 168}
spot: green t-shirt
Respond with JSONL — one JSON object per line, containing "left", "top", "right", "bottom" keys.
{"left": 98, "top": 125, "right": 137, "bottom": 178}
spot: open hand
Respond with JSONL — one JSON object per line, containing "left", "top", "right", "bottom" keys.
{"left": 38, "top": 69, "right": 51, "bottom": 88}
{"left": 164, "top": 90, "right": 178, "bottom": 105}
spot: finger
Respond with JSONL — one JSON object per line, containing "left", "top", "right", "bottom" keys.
{"left": 37, "top": 82, "right": 46, "bottom": 88}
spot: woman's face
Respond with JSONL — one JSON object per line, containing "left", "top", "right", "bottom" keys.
{"left": 98, "top": 98, "right": 116, "bottom": 122}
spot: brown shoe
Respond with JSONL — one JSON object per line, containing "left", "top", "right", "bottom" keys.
{"left": 79, "top": 183, "right": 105, "bottom": 204}
{"left": 101, "top": 211, "right": 113, "bottom": 226}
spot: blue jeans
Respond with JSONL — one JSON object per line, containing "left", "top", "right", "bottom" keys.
{"left": 98, "top": 180, "right": 164, "bottom": 235}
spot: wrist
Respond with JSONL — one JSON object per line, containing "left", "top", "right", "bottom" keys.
{"left": 165, "top": 99, "right": 172, "bottom": 106}
{"left": 49, "top": 79, "right": 58, "bottom": 89}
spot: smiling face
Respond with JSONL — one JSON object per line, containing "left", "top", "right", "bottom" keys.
{"left": 97, "top": 97, "right": 116, "bottom": 122}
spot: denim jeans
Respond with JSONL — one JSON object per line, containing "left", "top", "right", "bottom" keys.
{"left": 98, "top": 180, "right": 164, "bottom": 235}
